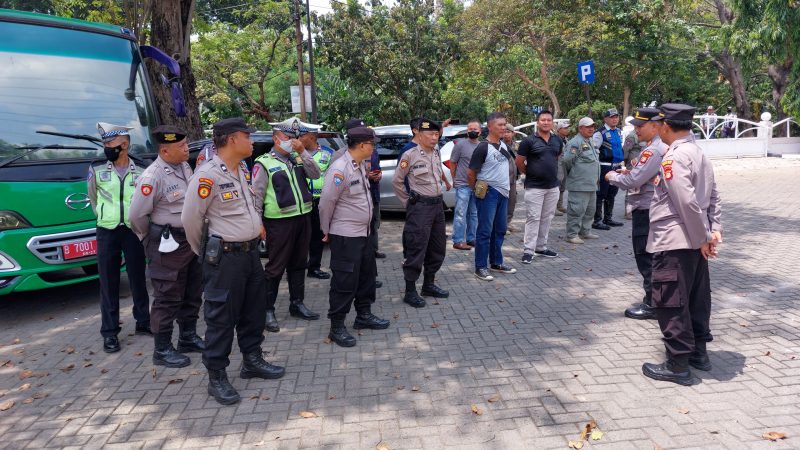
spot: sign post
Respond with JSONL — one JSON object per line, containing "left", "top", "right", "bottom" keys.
{"left": 577, "top": 60, "right": 595, "bottom": 116}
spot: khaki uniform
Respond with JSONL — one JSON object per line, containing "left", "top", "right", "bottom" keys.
{"left": 129, "top": 156, "right": 201, "bottom": 335}
{"left": 562, "top": 135, "right": 599, "bottom": 238}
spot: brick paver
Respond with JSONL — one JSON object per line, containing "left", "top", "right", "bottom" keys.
{"left": 1, "top": 157, "right": 799, "bottom": 449}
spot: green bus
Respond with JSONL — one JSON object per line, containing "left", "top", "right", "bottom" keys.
{"left": 0, "top": 9, "right": 184, "bottom": 295}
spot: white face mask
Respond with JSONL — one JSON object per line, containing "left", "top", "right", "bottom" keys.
{"left": 279, "top": 139, "right": 293, "bottom": 153}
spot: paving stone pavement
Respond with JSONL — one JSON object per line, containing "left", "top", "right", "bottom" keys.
{"left": 1, "top": 157, "right": 799, "bottom": 450}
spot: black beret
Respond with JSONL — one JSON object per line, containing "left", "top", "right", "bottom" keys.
{"left": 658, "top": 103, "right": 696, "bottom": 122}
{"left": 152, "top": 125, "right": 187, "bottom": 144}
{"left": 212, "top": 117, "right": 256, "bottom": 136}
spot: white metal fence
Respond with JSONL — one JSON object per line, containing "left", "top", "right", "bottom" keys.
{"left": 692, "top": 113, "right": 800, "bottom": 158}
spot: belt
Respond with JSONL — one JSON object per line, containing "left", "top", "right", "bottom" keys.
{"left": 599, "top": 162, "right": 623, "bottom": 167}
{"left": 221, "top": 238, "right": 260, "bottom": 253}
{"left": 150, "top": 223, "right": 186, "bottom": 237}
{"left": 416, "top": 194, "right": 443, "bottom": 205}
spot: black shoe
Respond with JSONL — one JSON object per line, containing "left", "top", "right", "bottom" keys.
{"left": 521, "top": 253, "right": 533, "bottom": 264}
{"left": 153, "top": 333, "right": 190, "bottom": 368}
{"left": 329, "top": 323, "right": 357, "bottom": 347}
{"left": 475, "top": 268, "right": 494, "bottom": 281}
{"left": 624, "top": 303, "right": 656, "bottom": 320}
{"left": 265, "top": 310, "right": 280, "bottom": 333}
{"left": 289, "top": 301, "right": 320, "bottom": 320}
{"left": 353, "top": 313, "right": 390, "bottom": 330}
{"left": 240, "top": 352, "right": 285, "bottom": 379}
{"left": 103, "top": 336, "right": 120, "bottom": 353}
{"left": 534, "top": 249, "right": 558, "bottom": 258}
{"left": 490, "top": 264, "right": 517, "bottom": 274}
{"left": 375, "top": 251, "right": 387, "bottom": 259}
{"left": 466, "top": 241, "right": 476, "bottom": 247}
{"left": 135, "top": 323, "right": 153, "bottom": 336}
{"left": 403, "top": 290, "right": 426, "bottom": 308}
{"left": 307, "top": 269, "right": 331, "bottom": 279}
{"left": 604, "top": 218, "right": 624, "bottom": 227}
{"left": 642, "top": 360, "right": 694, "bottom": 386}
{"left": 177, "top": 322, "right": 205, "bottom": 353}
{"left": 421, "top": 283, "right": 449, "bottom": 298}
{"left": 207, "top": 369, "right": 240, "bottom": 405}
{"left": 689, "top": 342, "right": 712, "bottom": 371}
{"left": 375, "top": 280, "right": 383, "bottom": 289}
{"left": 592, "top": 221, "right": 611, "bottom": 230}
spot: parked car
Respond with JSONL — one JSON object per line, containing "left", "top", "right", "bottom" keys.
{"left": 374, "top": 125, "right": 457, "bottom": 212}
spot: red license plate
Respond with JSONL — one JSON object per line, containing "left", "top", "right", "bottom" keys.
{"left": 62, "top": 239, "right": 98, "bottom": 260}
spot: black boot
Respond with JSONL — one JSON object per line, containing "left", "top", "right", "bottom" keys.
{"left": 264, "top": 276, "right": 281, "bottom": 332}
{"left": 642, "top": 355, "right": 693, "bottom": 386}
{"left": 177, "top": 321, "right": 205, "bottom": 353}
{"left": 240, "top": 351, "right": 285, "bottom": 379}
{"left": 265, "top": 310, "right": 280, "bottom": 333}
{"left": 603, "top": 198, "right": 623, "bottom": 227}
{"left": 353, "top": 310, "right": 390, "bottom": 330}
{"left": 207, "top": 369, "right": 240, "bottom": 405}
{"left": 624, "top": 303, "right": 656, "bottom": 320}
{"left": 421, "top": 274, "right": 449, "bottom": 298}
{"left": 289, "top": 299, "right": 320, "bottom": 320}
{"left": 689, "top": 341, "right": 712, "bottom": 371}
{"left": 328, "top": 319, "right": 356, "bottom": 347}
{"left": 153, "top": 333, "right": 190, "bottom": 368}
{"left": 403, "top": 280, "right": 426, "bottom": 308}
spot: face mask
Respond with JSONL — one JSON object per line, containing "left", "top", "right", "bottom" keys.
{"left": 467, "top": 131, "right": 480, "bottom": 139}
{"left": 279, "top": 139, "right": 293, "bottom": 153}
{"left": 104, "top": 145, "right": 122, "bottom": 162}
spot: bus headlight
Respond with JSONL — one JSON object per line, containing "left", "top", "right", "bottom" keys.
{"left": 0, "top": 211, "right": 31, "bottom": 231}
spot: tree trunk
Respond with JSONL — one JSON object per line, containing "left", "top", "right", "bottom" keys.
{"left": 622, "top": 85, "right": 631, "bottom": 119}
{"left": 767, "top": 57, "right": 792, "bottom": 121}
{"left": 147, "top": 0, "right": 204, "bottom": 140}
{"left": 711, "top": 50, "right": 752, "bottom": 121}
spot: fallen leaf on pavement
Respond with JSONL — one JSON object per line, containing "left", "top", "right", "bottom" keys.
{"left": 411, "top": 386, "right": 420, "bottom": 392}
{"left": 488, "top": 395, "right": 500, "bottom": 403}
{"left": 1, "top": 360, "right": 12, "bottom": 368}
{"left": 60, "top": 363, "right": 75, "bottom": 373}
{"left": 764, "top": 351, "right": 771, "bottom": 356}
{"left": 299, "top": 411, "right": 317, "bottom": 418}
{"left": 396, "top": 385, "right": 405, "bottom": 391}
{"left": 134, "top": 352, "right": 143, "bottom": 357}
{"left": 250, "top": 395, "right": 259, "bottom": 400}
{"left": 22, "top": 397, "right": 34, "bottom": 404}
{"left": 32, "top": 392, "right": 47, "bottom": 399}
{"left": 64, "top": 346, "right": 75, "bottom": 354}
{"left": 19, "top": 383, "right": 31, "bottom": 391}
{"left": 152, "top": 368, "right": 157, "bottom": 380}
{"left": 591, "top": 430, "right": 603, "bottom": 440}
{"left": 376, "top": 442, "right": 390, "bottom": 450}
{"left": 762, "top": 431, "right": 786, "bottom": 441}
{"left": 431, "top": 323, "right": 439, "bottom": 328}
{"left": 471, "top": 404, "right": 482, "bottom": 415}
{"left": 19, "top": 370, "right": 46, "bottom": 380}
{"left": 11, "top": 339, "right": 20, "bottom": 345}
{"left": 167, "top": 378, "right": 183, "bottom": 385}
{"left": 262, "top": 396, "right": 270, "bottom": 400}
{"left": 0, "top": 400, "right": 14, "bottom": 411}
{"left": 100, "top": 369, "right": 109, "bottom": 374}
{"left": 568, "top": 440, "right": 583, "bottom": 449}
{"left": 677, "top": 408, "right": 690, "bottom": 414}
{"left": 323, "top": 338, "right": 332, "bottom": 344}
{"left": 83, "top": 363, "right": 93, "bottom": 368}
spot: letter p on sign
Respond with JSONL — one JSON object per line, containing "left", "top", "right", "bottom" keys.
{"left": 577, "top": 60, "right": 595, "bottom": 84}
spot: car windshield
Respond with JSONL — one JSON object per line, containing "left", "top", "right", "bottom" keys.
{"left": 376, "top": 135, "right": 412, "bottom": 160}
{"left": 0, "top": 20, "right": 156, "bottom": 165}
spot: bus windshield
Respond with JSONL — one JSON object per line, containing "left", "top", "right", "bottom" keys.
{"left": 0, "top": 20, "right": 157, "bottom": 165}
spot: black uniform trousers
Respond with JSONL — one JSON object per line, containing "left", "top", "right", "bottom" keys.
{"left": 264, "top": 214, "right": 311, "bottom": 308}
{"left": 202, "top": 245, "right": 266, "bottom": 370}
{"left": 328, "top": 235, "right": 376, "bottom": 321}
{"left": 96, "top": 225, "right": 150, "bottom": 338}
{"left": 401, "top": 198, "right": 446, "bottom": 282}
{"left": 651, "top": 249, "right": 713, "bottom": 358}
{"left": 307, "top": 199, "right": 324, "bottom": 271}
{"left": 631, "top": 209, "right": 653, "bottom": 305}
{"left": 369, "top": 203, "right": 380, "bottom": 253}
{"left": 145, "top": 226, "right": 202, "bottom": 335}
{"left": 594, "top": 165, "right": 620, "bottom": 222}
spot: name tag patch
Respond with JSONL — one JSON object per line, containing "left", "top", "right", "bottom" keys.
{"left": 219, "top": 182, "right": 234, "bottom": 190}
{"left": 350, "top": 179, "right": 360, "bottom": 186}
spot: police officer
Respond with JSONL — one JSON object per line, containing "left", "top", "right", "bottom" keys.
{"left": 592, "top": 108, "right": 625, "bottom": 230}
{"left": 253, "top": 118, "right": 322, "bottom": 332}
{"left": 129, "top": 125, "right": 204, "bottom": 368}
{"left": 561, "top": 117, "right": 600, "bottom": 244}
{"left": 182, "top": 117, "right": 284, "bottom": 405}
{"left": 319, "top": 126, "right": 390, "bottom": 347}
{"left": 639, "top": 104, "right": 722, "bottom": 385}
{"left": 195, "top": 142, "right": 217, "bottom": 168}
{"left": 300, "top": 124, "right": 333, "bottom": 280}
{"left": 606, "top": 108, "right": 668, "bottom": 321}
{"left": 392, "top": 118, "right": 451, "bottom": 307}
{"left": 555, "top": 121, "right": 571, "bottom": 215}
{"left": 88, "top": 122, "right": 151, "bottom": 353}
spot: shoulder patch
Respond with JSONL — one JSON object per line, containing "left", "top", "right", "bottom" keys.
{"left": 400, "top": 159, "right": 409, "bottom": 169}
{"left": 333, "top": 171, "right": 344, "bottom": 186}
{"left": 198, "top": 184, "right": 211, "bottom": 199}
{"left": 198, "top": 177, "right": 214, "bottom": 186}
{"left": 639, "top": 150, "right": 654, "bottom": 165}
{"left": 141, "top": 184, "right": 153, "bottom": 196}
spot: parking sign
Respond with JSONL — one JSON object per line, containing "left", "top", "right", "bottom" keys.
{"left": 577, "top": 60, "right": 595, "bottom": 84}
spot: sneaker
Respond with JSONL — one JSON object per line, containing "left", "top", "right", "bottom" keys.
{"left": 580, "top": 232, "right": 600, "bottom": 239}
{"left": 521, "top": 253, "right": 533, "bottom": 264}
{"left": 565, "top": 236, "right": 584, "bottom": 244}
{"left": 554, "top": 209, "right": 564, "bottom": 216}
{"left": 474, "top": 268, "right": 494, "bottom": 281}
{"left": 534, "top": 249, "right": 558, "bottom": 258}
{"left": 490, "top": 264, "right": 517, "bottom": 274}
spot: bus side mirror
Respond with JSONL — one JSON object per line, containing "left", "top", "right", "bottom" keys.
{"left": 141, "top": 45, "right": 187, "bottom": 118}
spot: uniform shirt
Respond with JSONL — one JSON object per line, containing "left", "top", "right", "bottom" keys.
{"left": 181, "top": 156, "right": 261, "bottom": 254}
{"left": 318, "top": 150, "right": 373, "bottom": 237}
{"left": 646, "top": 136, "right": 722, "bottom": 253}
{"left": 87, "top": 159, "right": 136, "bottom": 212}
{"left": 607, "top": 136, "right": 669, "bottom": 211}
{"left": 622, "top": 131, "right": 646, "bottom": 170}
{"left": 469, "top": 141, "right": 511, "bottom": 197}
{"left": 251, "top": 149, "right": 321, "bottom": 216}
{"left": 517, "top": 132, "right": 562, "bottom": 189}
{"left": 331, "top": 146, "right": 347, "bottom": 163}
{"left": 129, "top": 156, "right": 193, "bottom": 237}
{"left": 449, "top": 139, "right": 479, "bottom": 189}
{"left": 195, "top": 143, "right": 217, "bottom": 168}
{"left": 561, "top": 135, "right": 600, "bottom": 192}
{"left": 391, "top": 144, "right": 444, "bottom": 206}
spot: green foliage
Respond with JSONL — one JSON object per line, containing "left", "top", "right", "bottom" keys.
{"left": 566, "top": 101, "right": 617, "bottom": 128}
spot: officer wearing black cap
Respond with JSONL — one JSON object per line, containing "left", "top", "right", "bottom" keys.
{"left": 639, "top": 104, "right": 722, "bottom": 386}
{"left": 319, "top": 125, "right": 390, "bottom": 347}
{"left": 391, "top": 118, "right": 451, "bottom": 307}
{"left": 182, "top": 117, "right": 285, "bottom": 405}
{"left": 130, "top": 125, "right": 204, "bottom": 368}
{"left": 592, "top": 108, "right": 626, "bottom": 230}
{"left": 606, "top": 108, "right": 668, "bottom": 321}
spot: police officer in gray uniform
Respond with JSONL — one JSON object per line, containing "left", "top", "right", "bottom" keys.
{"left": 607, "top": 108, "right": 668, "bottom": 321}
{"left": 129, "top": 125, "right": 204, "bottom": 368}
{"left": 391, "top": 118, "right": 452, "bottom": 307}
{"left": 182, "top": 118, "right": 285, "bottom": 405}
{"left": 638, "top": 104, "right": 722, "bottom": 386}
{"left": 319, "top": 126, "right": 390, "bottom": 347}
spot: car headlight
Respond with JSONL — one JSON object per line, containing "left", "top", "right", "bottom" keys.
{"left": 0, "top": 211, "right": 32, "bottom": 231}
{"left": 0, "top": 252, "right": 19, "bottom": 271}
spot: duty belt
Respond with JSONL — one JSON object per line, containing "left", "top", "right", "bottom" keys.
{"left": 221, "top": 238, "right": 260, "bottom": 253}
{"left": 150, "top": 223, "right": 186, "bottom": 237}
{"left": 599, "top": 162, "right": 623, "bottom": 167}
{"left": 416, "top": 194, "right": 443, "bottom": 205}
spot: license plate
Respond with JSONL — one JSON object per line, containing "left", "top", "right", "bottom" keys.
{"left": 62, "top": 239, "right": 97, "bottom": 260}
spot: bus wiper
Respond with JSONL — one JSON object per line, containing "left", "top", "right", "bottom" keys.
{"left": 0, "top": 145, "right": 97, "bottom": 169}
{"left": 36, "top": 130, "right": 103, "bottom": 147}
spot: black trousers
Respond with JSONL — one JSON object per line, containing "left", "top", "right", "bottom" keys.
{"left": 264, "top": 214, "right": 311, "bottom": 309}
{"left": 145, "top": 227, "right": 202, "bottom": 335}
{"left": 369, "top": 202, "right": 380, "bottom": 253}
{"left": 96, "top": 226, "right": 150, "bottom": 337}
{"left": 651, "top": 249, "right": 713, "bottom": 358}
{"left": 595, "top": 165, "right": 619, "bottom": 222}
{"left": 307, "top": 199, "right": 324, "bottom": 271}
{"left": 202, "top": 247, "right": 266, "bottom": 370}
{"left": 631, "top": 209, "right": 653, "bottom": 305}
{"left": 401, "top": 200, "right": 446, "bottom": 282}
{"left": 328, "top": 235, "right": 376, "bottom": 321}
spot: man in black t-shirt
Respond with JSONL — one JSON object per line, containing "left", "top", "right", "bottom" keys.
{"left": 514, "top": 110, "right": 563, "bottom": 264}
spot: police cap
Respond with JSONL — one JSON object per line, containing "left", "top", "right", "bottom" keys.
{"left": 152, "top": 125, "right": 187, "bottom": 144}
{"left": 658, "top": 103, "right": 696, "bottom": 122}
{"left": 418, "top": 118, "right": 441, "bottom": 132}
{"left": 213, "top": 117, "right": 256, "bottom": 136}
{"left": 630, "top": 107, "right": 662, "bottom": 126}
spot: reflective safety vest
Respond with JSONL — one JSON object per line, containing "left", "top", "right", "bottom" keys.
{"left": 92, "top": 160, "right": 142, "bottom": 229}
{"left": 307, "top": 145, "right": 332, "bottom": 199}
{"left": 598, "top": 127, "right": 624, "bottom": 164}
{"left": 255, "top": 152, "right": 313, "bottom": 219}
